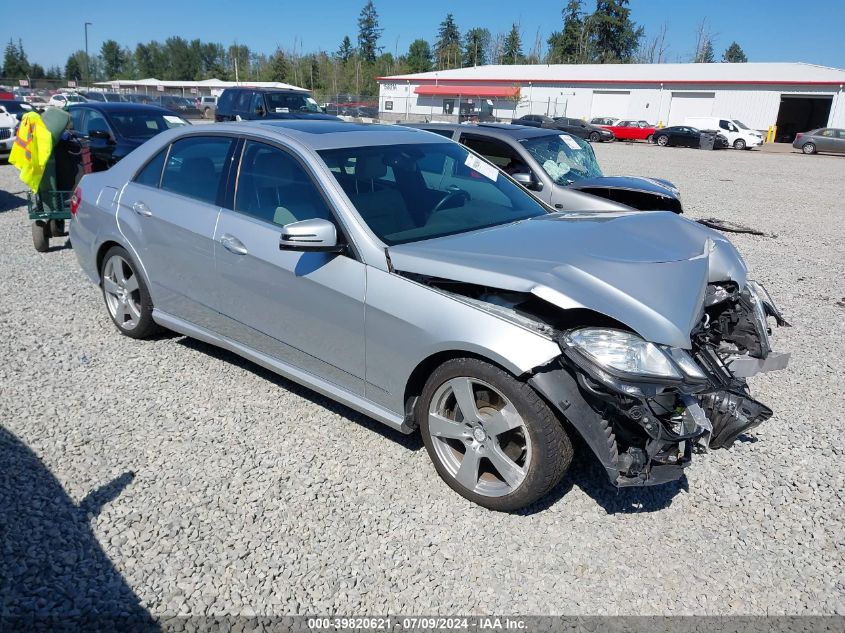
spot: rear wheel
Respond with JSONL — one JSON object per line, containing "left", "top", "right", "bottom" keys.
{"left": 100, "top": 246, "right": 161, "bottom": 339}
{"left": 733, "top": 138, "right": 747, "bottom": 150}
{"left": 418, "top": 358, "right": 572, "bottom": 511}
{"left": 646, "top": 134, "right": 654, "bottom": 143}
{"left": 656, "top": 134, "right": 669, "bottom": 147}
{"left": 802, "top": 142, "right": 816, "bottom": 155}
{"left": 32, "top": 222, "right": 49, "bottom": 252}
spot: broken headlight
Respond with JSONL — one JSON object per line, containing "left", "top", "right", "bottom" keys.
{"left": 562, "top": 328, "right": 705, "bottom": 381}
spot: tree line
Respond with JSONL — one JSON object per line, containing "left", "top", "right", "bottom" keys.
{"left": 2, "top": 1, "right": 749, "bottom": 97}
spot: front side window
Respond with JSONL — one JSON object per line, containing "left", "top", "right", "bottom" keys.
{"left": 161, "top": 136, "right": 234, "bottom": 204}
{"left": 460, "top": 134, "right": 528, "bottom": 175}
{"left": 318, "top": 142, "right": 548, "bottom": 245}
{"left": 521, "top": 134, "right": 603, "bottom": 185}
{"left": 235, "top": 141, "right": 333, "bottom": 226}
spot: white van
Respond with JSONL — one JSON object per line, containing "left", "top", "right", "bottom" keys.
{"left": 686, "top": 117, "right": 764, "bottom": 150}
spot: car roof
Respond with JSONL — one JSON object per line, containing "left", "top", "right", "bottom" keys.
{"left": 67, "top": 102, "right": 174, "bottom": 114}
{"left": 223, "top": 87, "right": 309, "bottom": 94}
{"left": 404, "top": 121, "right": 567, "bottom": 141}
{"left": 177, "top": 120, "right": 443, "bottom": 150}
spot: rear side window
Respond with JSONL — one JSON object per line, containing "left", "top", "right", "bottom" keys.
{"left": 217, "top": 90, "right": 236, "bottom": 112}
{"left": 160, "top": 136, "right": 234, "bottom": 204}
{"left": 135, "top": 149, "right": 168, "bottom": 188}
{"left": 235, "top": 91, "right": 253, "bottom": 112}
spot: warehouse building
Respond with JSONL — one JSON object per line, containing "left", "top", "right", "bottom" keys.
{"left": 377, "top": 62, "right": 845, "bottom": 141}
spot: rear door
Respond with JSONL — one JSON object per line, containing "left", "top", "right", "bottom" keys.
{"left": 836, "top": 129, "right": 845, "bottom": 154}
{"left": 117, "top": 134, "right": 236, "bottom": 327}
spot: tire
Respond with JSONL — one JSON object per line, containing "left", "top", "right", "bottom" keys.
{"left": 203, "top": 107, "right": 211, "bottom": 119}
{"left": 802, "top": 142, "right": 816, "bottom": 155}
{"left": 100, "top": 246, "right": 161, "bottom": 339}
{"left": 733, "top": 138, "right": 746, "bottom": 150}
{"left": 646, "top": 134, "right": 653, "bottom": 143}
{"left": 49, "top": 219, "right": 65, "bottom": 236}
{"left": 417, "top": 357, "right": 573, "bottom": 511}
{"left": 589, "top": 131, "right": 600, "bottom": 142}
{"left": 656, "top": 134, "right": 669, "bottom": 147}
{"left": 32, "top": 222, "right": 49, "bottom": 252}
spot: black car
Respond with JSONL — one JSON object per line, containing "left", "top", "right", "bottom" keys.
{"left": 0, "top": 99, "right": 33, "bottom": 122}
{"left": 215, "top": 87, "right": 339, "bottom": 122}
{"left": 67, "top": 102, "right": 190, "bottom": 170}
{"left": 156, "top": 95, "right": 202, "bottom": 119}
{"left": 653, "top": 126, "right": 729, "bottom": 149}
{"left": 512, "top": 114, "right": 614, "bottom": 142}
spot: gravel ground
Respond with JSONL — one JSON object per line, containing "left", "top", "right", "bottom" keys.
{"left": 1, "top": 143, "right": 844, "bottom": 620}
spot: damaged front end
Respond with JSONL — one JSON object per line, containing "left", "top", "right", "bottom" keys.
{"left": 530, "top": 280, "right": 790, "bottom": 487}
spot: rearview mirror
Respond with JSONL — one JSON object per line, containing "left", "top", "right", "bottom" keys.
{"left": 512, "top": 172, "right": 543, "bottom": 192}
{"left": 279, "top": 218, "right": 344, "bottom": 253}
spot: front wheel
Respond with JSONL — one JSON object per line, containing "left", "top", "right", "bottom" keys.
{"left": 418, "top": 358, "right": 572, "bottom": 511}
{"left": 100, "top": 246, "right": 161, "bottom": 339}
{"left": 32, "top": 222, "right": 49, "bottom": 252}
{"left": 733, "top": 138, "right": 746, "bottom": 150}
{"left": 589, "top": 131, "right": 600, "bottom": 142}
{"left": 656, "top": 134, "right": 669, "bottom": 146}
{"left": 802, "top": 142, "right": 816, "bottom": 155}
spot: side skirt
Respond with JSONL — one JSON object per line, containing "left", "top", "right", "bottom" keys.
{"left": 152, "top": 309, "right": 414, "bottom": 435}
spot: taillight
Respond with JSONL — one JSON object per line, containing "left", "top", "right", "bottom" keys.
{"left": 70, "top": 187, "right": 81, "bottom": 216}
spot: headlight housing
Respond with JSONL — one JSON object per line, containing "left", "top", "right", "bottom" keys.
{"left": 561, "top": 328, "right": 706, "bottom": 382}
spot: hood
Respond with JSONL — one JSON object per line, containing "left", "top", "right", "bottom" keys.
{"left": 388, "top": 211, "right": 747, "bottom": 349}
{"left": 264, "top": 112, "right": 340, "bottom": 121}
{"left": 568, "top": 175, "right": 679, "bottom": 198}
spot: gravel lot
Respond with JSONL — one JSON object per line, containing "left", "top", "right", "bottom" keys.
{"left": 1, "top": 142, "right": 843, "bottom": 620}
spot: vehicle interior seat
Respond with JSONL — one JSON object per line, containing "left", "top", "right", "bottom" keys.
{"left": 347, "top": 155, "right": 416, "bottom": 236}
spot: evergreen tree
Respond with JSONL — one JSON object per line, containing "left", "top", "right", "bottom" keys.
{"left": 695, "top": 39, "right": 715, "bottom": 63}
{"left": 65, "top": 52, "right": 83, "bottom": 81}
{"left": 547, "top": 1, "right": 584, "bottom": 64}
{"left": 101, "top": 39, "right": 128, "bottom": 78}
{"left": 29, "top": 63, "right": 45, "bottom": 79}
{"left": 357, "top": 1, "right": 382, "bottom": 63}
{"left": 722, "top": 41, "right": 747, "bottom": 63}
{"left": 266, "top": 48, "right": 289, "bottom": 82}
{"left": 407, "top": 39, "right": 433, "bottom": 73}
{"left": 3, "top": 38, "right": 29, "bottom": 77}
{"left": 590, "top": 0, "right": 643, "bottom": 63}
{"left": 502, "top": 24, "right": 523, "bottom": 65}
{"left": 463, "top": 28, "right": 491, "bottom": 67}
{"left": 435, "top": 14, "right": 462, "bottom": 69}
{"left": 336, "top": 36, "right": 354, "bottom": 63}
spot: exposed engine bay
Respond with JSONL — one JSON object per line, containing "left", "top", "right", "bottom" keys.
{"left": 400, "top": 272, "right": 790, "bottom": 487}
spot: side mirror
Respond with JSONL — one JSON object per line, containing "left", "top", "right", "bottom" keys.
{"left": 89, "top": 129, "right": 113, "bottom": 141}
{"left": 255, "top": 106, "right": 266, "bottom": 117}
{"left": 512, "top": 172, "right": 543, "bottom": 192}
{"left": 279, "top": 218, "right": 344, "bottom": 253}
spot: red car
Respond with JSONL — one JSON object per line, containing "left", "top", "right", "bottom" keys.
{"left": 599, "top": 119, "right": 657, "bottom": 142}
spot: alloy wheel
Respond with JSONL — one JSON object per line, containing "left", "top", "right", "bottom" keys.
{"left": 102, "top": 255, "right": 142, "bottom": 331}
{"left": 657, "top": 135, "right": 669, "bottom": 146}
{"left": 427, "top": 377, "right": 531, "bottom": 497}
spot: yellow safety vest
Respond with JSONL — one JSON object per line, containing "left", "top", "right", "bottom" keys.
{"left": 9, "top": 111, "right": 53, "bottom": 192}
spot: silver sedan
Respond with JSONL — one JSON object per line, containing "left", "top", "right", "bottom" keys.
{"left": 69, "top": 121, "right": 789, "bottom": 511}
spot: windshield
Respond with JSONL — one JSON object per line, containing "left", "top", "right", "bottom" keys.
{"left": 318, "top": 142, "right": 548, "bottom": 245}
{"left": 521, "top": 134, "right": 603, "bottom": 185}
{"left": 0, "top": 101, "right": 30, "bottom": 114}
{"left": 108, "top": 110, "right": 189, "bottom": 138}
{"left": 265, "top": 92, "right": 322, "bottom": 113}
{"left": 732, "top": 119, "right": 750, "bottom": 130}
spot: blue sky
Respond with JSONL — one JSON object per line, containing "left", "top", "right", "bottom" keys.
{"left": 6, "top": 0, "right": 845, "bottom": 70}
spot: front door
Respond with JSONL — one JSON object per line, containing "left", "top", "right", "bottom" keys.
{"left": 117, "top": 134, "right": 235, "bottom": 328}
{"left": 212, "top": 139, "right": 367, "bottom": 394}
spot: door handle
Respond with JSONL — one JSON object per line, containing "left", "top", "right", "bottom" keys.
{"left": 220, "top": 234, "right": 248, "bottom": 255}
{"left": 132, "top": 201, "right": 152, "bottom": 217}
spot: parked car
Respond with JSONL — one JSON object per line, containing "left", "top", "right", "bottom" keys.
{"left": 124, "top": 93, "right": 156, "bottom": 105}
{"left": 48, "top": 93, "right": 87, "bottom": 108}
{"left": 792, "top": 128, "right": 845, "bottom": 155}
{"left": 407, "top": 122, "right": 682, "bottom": 213}
{"left": 198, "top": 95, "right": 217, "bottom": 119}
{"left": 215, "top": 87, "right": 338, "bottom": 122}
{"left": 69, "top": 120, "right": 789, "bottom": 510}
{"left": 0, "top": 99, "right": 33, "bottom": 122}
{"left": 589, "top": 116, "right": 619, "bottom": 126}
{"left": 653, "top": 126, "right": 728, "bottom": 149}
{"left": 81, "top": 91, "right": 128, "bottom": 103}
{"left": 156, "top": 95, "right": 202, "bottom": 119}
{"left": 685, "top": 117, "right": 763, "bottom": 150}
{"left": 0, "top": 106, "right": 17, "bottom": 159}
{"left": 599, "top": 119, "right": 657, "bottom": 142}
{"left": 512, "top": 114, "right": 614, "bottom": 142}
{"left": 67, "top": 102, "right": 189, "bottom": 170}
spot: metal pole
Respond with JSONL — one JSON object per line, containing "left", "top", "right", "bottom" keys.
{"left": 84, "top": 22, "right": 92, "bottom": 87}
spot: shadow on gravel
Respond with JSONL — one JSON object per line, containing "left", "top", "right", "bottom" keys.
{"left": 0, "top": 426, "right": 159, "bottom": 631}
{"left": 517, "top": 437, "right": 687, "bottom": 516}
{"left": 178, "top": 337, "right": 424, "bottom": 452}
{"left": 0, "top": 189, "right": 27, "bottom": 213}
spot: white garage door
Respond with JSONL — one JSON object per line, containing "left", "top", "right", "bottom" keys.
{"left": 590, "top": 90, "right": 630, "bottom": 119}
{"left": 667, "top": 92, "right": 715, "bottom": 126}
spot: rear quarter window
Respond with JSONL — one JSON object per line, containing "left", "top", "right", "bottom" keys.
{"left": 134, "top": 148, "right": 168, "bottom": 188}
